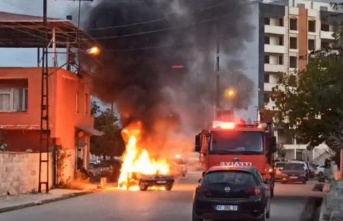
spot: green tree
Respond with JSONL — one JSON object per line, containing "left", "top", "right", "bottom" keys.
{"left": 91, "top": 100, "right": 101, "bottom": 116}
{"left": 90, "top": 101, "right": 125, "bottom": 160}
{"left": 271, "top": 49, "right": 343, "bottom": 152}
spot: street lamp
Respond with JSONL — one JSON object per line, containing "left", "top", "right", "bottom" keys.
{"left": 86, "top": 46, "right": 100, "bottom": 56}
{"left": 224, "top": 88, "right": 236, "bottom": 99}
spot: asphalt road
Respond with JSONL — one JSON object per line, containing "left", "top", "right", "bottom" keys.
{"left": 0, "top": 172, "right": 320, "bottom": 221}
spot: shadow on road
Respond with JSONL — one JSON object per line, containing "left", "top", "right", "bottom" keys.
{"left": 298, "top": 197, "right": 322, "bottom": 221}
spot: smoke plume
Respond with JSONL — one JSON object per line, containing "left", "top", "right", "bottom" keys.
{"left": 83, "top": 0, "right": 255, "bottom": 153}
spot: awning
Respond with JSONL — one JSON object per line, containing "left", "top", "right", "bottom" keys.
{"left": 76, "top": 126, "right": 104, "bottom": 136}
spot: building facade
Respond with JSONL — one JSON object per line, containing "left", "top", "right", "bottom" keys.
{"left": 259, "top": 0, "right": 340, "bottom": 160}
{"left": 0, "top": 67, "right": 101, "bottom": 179}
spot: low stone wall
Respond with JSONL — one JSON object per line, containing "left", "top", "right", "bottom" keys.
{"left": 0, "top": 152, "right": 53, "bottom": 196}
{"left": 320, "top": 181, "right": 343, "bottom": 221}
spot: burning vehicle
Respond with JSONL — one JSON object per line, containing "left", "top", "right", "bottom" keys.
{"left": 117, "top": 122, "right": 175, "bottom": 191}
{"left": 119, "top": 171, "right": 174, "bottom": 191}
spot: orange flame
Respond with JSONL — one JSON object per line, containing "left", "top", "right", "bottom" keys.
{"left": 118, "top": 122, "right": 170, "bottom": 191}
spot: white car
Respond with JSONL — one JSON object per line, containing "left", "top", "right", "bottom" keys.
{"left": 315, "top": 165, "right": 325, "bottom": 176}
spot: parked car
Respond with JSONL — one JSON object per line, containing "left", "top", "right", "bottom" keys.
{"left": 174, "top": 158, "right": 188, "bottom": 177}
{"left": 88, "top": 161, "right": 113, "bottom": 181}
{"left": 315, "top": 165, "right": 325, "bottom": 177}
{"left": 289, "top": 160, "right": 312, "bottom": 180}
{"left": 281, "top": 162, "right": 307, "bottom": 184}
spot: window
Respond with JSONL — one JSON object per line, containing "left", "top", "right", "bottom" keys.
{"left": 290, "top": 18, "right": 297, "bottom": 30}
{"left": 75, "top": 91, "right": 79, "bottom": 113}
{"left": 308, "top": 39, "right": 315, "bottom": 51}
{"left": 203, "top": 171, "right": 257, "bottom": 186}
{"left": 278, "top": 55, "right": 283, "bottom": 65}
{"left": 279, "top": 36, "right": 284, "bottom": 45}
{"left": 264, "top": 92, "right": 270, "bottom": 103}
{"left": 84, "top": 93, "right": 89, "bottom": 114}
{"left": 210, "top": 131, "right": 264, "bottom": 154}
{"left": 264, "top": 55, "right": 270, "bottom": 64}
{"left": 308, "top": 20, "right": 316, "bottom": 32}
{"left": 0, "top": 88, "right": 28, "bottom": 112}
{"left": 264, "top": 73, "right": 270, "bottom": 83}
{"left": 320, "top": 6, "right": 328, "bottom": 11}
{"left": 321, "top": 41, "right": 330, "bottom": 49}
{"left": 297, "top": 3, "right": 305, "bottom": 8}
{"left": 278, "top": 18, "right": 284, "bottom": 26}
{"left": 283, "top": 163, "right": 305, "bottom": 171}
{"left": 290, "top": 37, "right": 297, "bottom": 49}
{"left": 321, "top": 23, "right": 330, "bottom": 31}
{"left": 264, "top": 17, "right": 270, "bottom": 25}
{"left": 290, "top": 56, "right": 297, "bottom": 68}
{"left": 264, "top": 36, "right": 270, "bottom": 44}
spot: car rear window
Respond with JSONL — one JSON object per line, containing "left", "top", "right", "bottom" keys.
{"left": 283, "top": 163, "right": 304, "bottom": 170}
{"left": 275, "top": 162, "right": 286, "bottom": 167}
{"left": 203, "top": 171, "right": 257, "bottom": 186}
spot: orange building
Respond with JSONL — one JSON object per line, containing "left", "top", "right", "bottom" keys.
{"left": 0, "top": 67, "right": 102, "bottom": 168}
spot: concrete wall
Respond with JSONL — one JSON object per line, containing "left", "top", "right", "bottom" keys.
{"left": 0, "top": 152, "right": 53, "bottom": 196}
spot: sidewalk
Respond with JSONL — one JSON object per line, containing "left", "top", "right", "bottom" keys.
{"left": 0, "top": 188, "right": 98, "bottom": 213}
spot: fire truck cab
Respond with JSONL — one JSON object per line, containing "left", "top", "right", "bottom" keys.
{"left": 194, "top": 120, "right": 277, "bottom": 197}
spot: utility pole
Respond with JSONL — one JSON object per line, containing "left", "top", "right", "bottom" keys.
{"left": 38, "top": 0, "right": 50, "bottom": 193}
{"left": 111, "top": 103, "right": 114, "bottom": 115}
{"left": 214, "top": 31, "right": 220, "bottom": 121}
{"left": 38, "top": 0, "right": 94, "bottom": 193}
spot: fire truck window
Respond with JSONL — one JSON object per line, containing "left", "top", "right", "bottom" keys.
{"left": 210, "top": 131, "right": 263, "bottom": 154}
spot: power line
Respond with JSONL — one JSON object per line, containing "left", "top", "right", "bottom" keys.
{"left": 0, "top": 0, "right": 258, "bottom": 53}
{"left": 90, "top": 7, "right": 257, "bottom": 41}
{"left": 82, "top": 1, "right": 251, "bottom": 31}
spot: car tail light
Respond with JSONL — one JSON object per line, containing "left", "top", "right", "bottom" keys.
{"left": 246, "top": 188, "right": 261, "bottom": 196}
{"left": 196, "top": 187, "right": 212, "bottom": 196}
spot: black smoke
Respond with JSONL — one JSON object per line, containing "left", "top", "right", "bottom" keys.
{"left": 83, "top": 0, "right": 255, "bottom": 149}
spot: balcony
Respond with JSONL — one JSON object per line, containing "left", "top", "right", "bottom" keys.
{"left": 320, "top": 31, "right": 334, "bottom": 40}
{"left": 264, "top": 64, "right": 287, "bottom": 73}
{"left": 264, "top": 44, "right": 285, "bottom": 54}
{"left": 282, "top": 143, "right": 329, "bottom": 150}
{"left": 264, "top": 83, "right": 276, "bottom": 92}
{"left": 264, "top": 25, "right": 285, "bottom": 35}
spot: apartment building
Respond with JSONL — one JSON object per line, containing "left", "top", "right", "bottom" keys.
{"left": 259, "top": 0, "right": 340, "bottom": 160}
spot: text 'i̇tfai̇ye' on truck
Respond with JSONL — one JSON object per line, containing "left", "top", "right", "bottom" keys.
{"left": 194, "top": 117, "right": 277, "bottom": 197}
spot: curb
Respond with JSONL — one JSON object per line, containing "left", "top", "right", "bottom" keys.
{"left": 0, "top": 190, "right": 98, "bottom": 214}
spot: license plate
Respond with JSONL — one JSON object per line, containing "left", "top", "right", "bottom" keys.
{"left": 215, "top": 205, "right": 238, "bottom": 211}
{"left": 156, "top": 181, "right": 167, "bottom": 184}
{"left": 290, "top": 176, "right": 298, "bottom": 179}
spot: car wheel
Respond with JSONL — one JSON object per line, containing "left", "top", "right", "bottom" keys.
{"left": 259, "top": 208, "right": 267, "bottom": 221}
{"left": 192, "top": 210, "right": 202, "bottom": 221}
{"left": 318, "top": 171, "right": 324, "bottom": 177}
{"left": 302, "top": 180, "right": 307, "bottom": 184}
{"left": 266, "top": 204, "right": 270, "bottom": 218}
{"left": 165, "top": 184, "right": 173, "bottom": 191}
{"left": 139, "top": 182, "right": 148, "bottom": 191}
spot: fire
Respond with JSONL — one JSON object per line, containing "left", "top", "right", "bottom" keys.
{"left": 118, "top": 122, "right": 170, "bottom": 191}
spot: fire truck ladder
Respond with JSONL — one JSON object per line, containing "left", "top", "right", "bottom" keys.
{"left": 38, "top": 0, "right": 50, "bottom": 193}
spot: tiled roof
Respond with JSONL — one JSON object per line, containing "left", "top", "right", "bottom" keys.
{"left": 0, "top": 11, "right": 59, "bottom": 22}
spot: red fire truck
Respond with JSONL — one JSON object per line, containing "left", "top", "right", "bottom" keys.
{"left": 194, "top": 120, "right": 277, "bottom": 197}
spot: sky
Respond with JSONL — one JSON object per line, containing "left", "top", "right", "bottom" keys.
{"left": 0, "top": 0, "right": 259, "bottom": 121}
